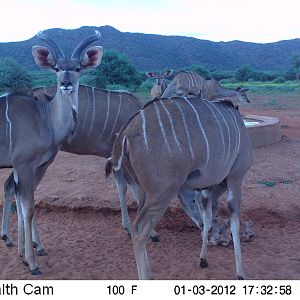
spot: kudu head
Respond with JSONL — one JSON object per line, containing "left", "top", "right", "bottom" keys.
{"left": 31, "top": 30, "right": 103, "bottom": 110}
{"left": 146, "top": 69, "right": 173, "bottom": 86}
{"left": 146, "top": 69, "right": 173, "bottom": 98}
{"left": 235, "top": 87, "right": 250, "bottom": 103}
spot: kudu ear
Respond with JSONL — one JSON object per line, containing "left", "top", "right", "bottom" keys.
{"left": 32, "top": 46, "right": 56, "bottom": 70}
{"left": 165, "top": 69, "right": 173, "bottom": 77}
{"left": 146, "top": 72, "right": 156, "bottom": 78}
{"left": 80, "top": 46, "right": 103, "bottom": 70}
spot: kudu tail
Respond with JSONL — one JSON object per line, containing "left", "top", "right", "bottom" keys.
{"left": 105, "top": 158, "right": 113, "bottom": 177}
{"left": 105, "top": 134, "right": 127, "bottom": 178}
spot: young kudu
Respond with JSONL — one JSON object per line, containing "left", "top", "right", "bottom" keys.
{"left": 146, "top": 69, "right": 173, "bottom": 99}
{"left": 161, "top": 71, "right": 250, "bottom": 104}
{"left": 106, "top": 96, "right": 253, "bottom": 279}
{"left": 0, "top": 31, "right": 103, "bottom": 274}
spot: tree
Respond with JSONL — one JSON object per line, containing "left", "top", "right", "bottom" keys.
{"left": 0, "top": 57, "right": 32, "bottom": 92}
{"left": 186, "top": 64, "right": 211, "bottom": 79}
{"left": 91, "top": 49, "right": 142, "bottom": 88}
{"left": 291, "top": 54, "right": 300, "bottom": 80}
{"left": 235, "top": 66, "right": 254, "bottom": 82}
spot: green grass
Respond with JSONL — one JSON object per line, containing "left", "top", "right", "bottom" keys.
{"left": 25, "top": 73, "right": 300, "bottom": 110}
{"left": 222, "top": 80, "right": 300, "bottom": 94}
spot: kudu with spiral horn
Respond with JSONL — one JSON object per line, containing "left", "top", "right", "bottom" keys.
{"left": 0, "top": 30, "right": 103, "bottom": 275}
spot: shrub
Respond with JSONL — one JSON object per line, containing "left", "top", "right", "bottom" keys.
{"left": 0, "top": 57, "right": 32, "bottom": 92}
{"left": 235, "top": 66, "right": 254, "bottom": 82}
{"left": 93, "top": 49, "right": 142, "bottom": 88}
{"left": 105, "top": 84, "right": 128, "bottom": 91}
{"left": 185, "top": 64, "right": 211, "bottom": 79}
{"left": 273, "top": 76, "right": 286, "bottom": 83}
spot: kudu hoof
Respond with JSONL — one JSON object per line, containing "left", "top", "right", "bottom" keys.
{"left": 150, "top": 236, "right": 160, "bottom": 243}
{"left": 37, "top": 249, "right": 48, "bottom": 256}
{"left": 2, "top": 235, "right": 13, "bottom": 248}
{"left": 1, "top": 234, "right": 13, "bottom": 247}
{"left": 200, "top": 259, "right": 208, "bottom": 268}
{"left": 6, "top": 242, "right": 13, "bottom": 248}
{"left": 32, "top": 242, "right": 38, "bottom": 249}
{"left": 30, "top": 268, "right": 42, "bottom": 276}
{"left": 237, "top": 276, "right": 245, "bottom": 280}
{"left": 22, "top": 260, "right": 29, "bottom": 267}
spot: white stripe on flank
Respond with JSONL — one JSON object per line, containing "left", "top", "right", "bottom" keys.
{"left": 194, "top": 73, "right": 201, "bottom": 94}
{"left": 192, "top": 73, "right": 198, "bottom": 89}
{"left": 202, "top": 100, "right": 226, "bottom": 162}
{"left": 191, "top": 72, "right": 198, "bottom": 88}
{"left": 228, "top": 109, "right": 241, "bottom": 158}
{"left": 87, "top": 87, "right": 96, "bottom": 138}
{"left": 5, "top": 96, "right": 12, "bottom": 151}
{"left": 99, "top": 90, "right": 111, "bottom": 137}
{"left": 154, "top": 102, "right": 171, "bottom": 153}
{"left": 140, "top": 110, "right": 149, "bottom": 151}
{"left": 82, "top": 86, "right": 91, "bottom": 131}
{"left": 224, "top": 106, "right": 238, "bottom": 161}
{"left": 174, "top": 101, "right": 194, "bottom": 159}
{"left": 183, "top": 97, "right": 209, "bottom": 167}
{"left": 211, "top": 103, "right": 231, "bottom": 166}
{"left": 185, "top": 73, "right": 191, "bottom": 88}
{"left": 108, "top": 93, "right": 122, "bottom": 139}
{"left": 188, "top": 72, "right": 194, "bottom": 87}
{"left": 160, "top": 100, "right": 182, "bottom": 151}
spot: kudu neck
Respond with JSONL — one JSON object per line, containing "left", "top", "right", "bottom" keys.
{"left": 215, "top": 86, "right": 238, "bottom": 98}
{"left": 48, "top": 86, "right": 78, "bottom": 144}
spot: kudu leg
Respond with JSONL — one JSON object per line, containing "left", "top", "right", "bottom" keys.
{"left": 15, "top": 167, "right": 41, "bottom": 275}
{"left": 113, "top": 170, "right": 131, "bottom": 234}
{"left": 113, "top": 169, "right": 160, "bottom": 242}
{"left": 1, "top": 173, "right": 15, "bottom": 247}
{"left": 197, "top": 190, "right": 213, "bottom": 268}
{"left": 1, "top": 161, "right": 52, "bottom": 253}
{"left": 29, "top": 160, "right": 55, "bottom": 255}
{"left": 15, "top": 193, "right": 25, "bottom": 263}
{"left": 131, "top": 191, "right": 174, "bottom": 279}
{"left": 32, "top": 218, "right": 47, "bottom": 256}
{"left": 227, "top": 178, "right": 246, "bottom": 280}
{"left": 130, "top": 183, "right": 160, "bottom": 242}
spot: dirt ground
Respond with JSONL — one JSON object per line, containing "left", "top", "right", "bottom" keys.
{"left": 0, "top": 102, "right": 300, "bottom": 280}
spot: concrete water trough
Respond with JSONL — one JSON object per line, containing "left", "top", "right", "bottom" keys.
{"left": 244, "top": 115, "right": 281, "bottom": 148}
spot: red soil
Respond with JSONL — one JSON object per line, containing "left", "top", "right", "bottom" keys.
{"left": 0, "top": 107, "right": 300, "bottom": 280}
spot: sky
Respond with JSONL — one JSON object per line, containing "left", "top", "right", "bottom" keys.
{"left": 1, "top": 0, "right": 300, "bottom": 43}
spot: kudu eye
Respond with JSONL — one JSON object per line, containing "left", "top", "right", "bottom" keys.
{"left": 54, "top": 67, "right": 60, "bottom": 72}
{"left": 75, "top": 67, "right": 81, "bottom": 72}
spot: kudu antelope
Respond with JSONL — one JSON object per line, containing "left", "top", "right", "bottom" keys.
{"left": 0, "top": 31, "right": 102, "bottom": 275}
{"left": 1, "top": 85, "right": 147, "bottom": 246}
{"left": 2, "top": 85, "right": 207, "bottom": 247}
{"left": 106, "top": 96, "right": 253, "bottom": 279}
{"left": 146, "top": 69, "right": 173, "bottom": 99}
{"left": 161, "top": 71, "right": 250, "bottom": 104}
